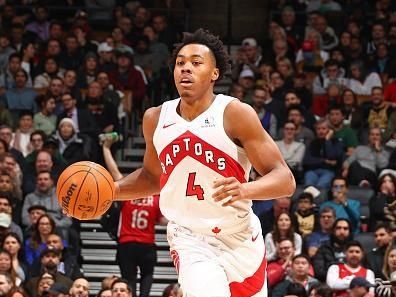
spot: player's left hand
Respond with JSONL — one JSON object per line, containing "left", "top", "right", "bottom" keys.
{"left": 212, "top": 177, "right": 247, "bottom": 206}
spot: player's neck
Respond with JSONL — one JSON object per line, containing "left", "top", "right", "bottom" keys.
{"left": 179, "top": 92, "right": 216, "bottom": 121}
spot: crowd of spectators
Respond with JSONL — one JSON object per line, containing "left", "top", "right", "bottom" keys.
{"left": 1, "top": 0, "right": 396, "bottom": 296}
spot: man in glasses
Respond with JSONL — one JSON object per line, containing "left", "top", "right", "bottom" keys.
{"left": 320, "top": 176, "right": 360, "bottom": 233}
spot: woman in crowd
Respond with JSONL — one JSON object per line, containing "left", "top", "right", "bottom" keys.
{"left": 24, "top": 214, "right": 56, "bottom": 268}
{"left": 340, "top": 88, "right": 364, "bottom": 135}
{"left": 347, "top": 59, "right": 382, "bottom": 96}
{"left": 33, "top": 57, "right": 63, "bottom": 89}
{"left": 33, "top": 95, "right": 57, "bottom": 136}
{"left": 265, "top": 212, "right": 302, "bottom": 261}
{"left": 2, "top": 232, "right": 26, "bottom": 285}
{"left": 20, "top": 42, "right": 38, "bottom": 82}
{"left": 369, "top": 173, "right": 396, "bottom": 230}
{"left": 0, "top": 249, "right": 21, "bottom": 285}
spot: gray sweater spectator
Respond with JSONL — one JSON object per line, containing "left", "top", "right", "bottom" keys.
{"left": 22, "top": 171, "right": 71, "bottom": 228}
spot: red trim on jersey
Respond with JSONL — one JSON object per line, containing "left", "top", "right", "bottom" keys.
{"left": 159, "top": 131, "right": 246, "bottom": 189}
{"left": 229, "top": 256, "right": 267, "bottom": 297}
{"left": 170, "top": 250, "right": 180, "bottom": 274}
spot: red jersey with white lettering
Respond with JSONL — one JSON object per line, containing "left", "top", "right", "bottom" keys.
{"left": 117, "top": 195, "right": 162, "bottom": 244}
{"left": 336, "top": 264, "right": 368, "bottom": 297}
{"left": 153, "top": 95, "right": 253, "bottom": 235}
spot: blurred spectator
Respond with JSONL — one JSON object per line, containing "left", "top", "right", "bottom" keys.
{"left": 2, "top": 69, "right": 37, "bottom": 125}
{"left": 313, "top": 15, "right": 339, "bottom": 51}
{"left": 109, "top": 48, "right": 146, "bottom": 114}
{"left": 20, "top": 42, "right": 38, "bottom": 82}
{"left": 0, "top": 33, "right": 15, "bottom": 71}
{"left": 0, "top": 191, "right": 22, "bottom": 241}
{"left": 348, "top": 277, "right": 375, "bottom": 297}
{"left": 306, "top": 206, "right": 336, "bottom": 257}
{"left": 22, "top": 171, "right": 72, "bottom": 230}
{"left": 0, "top": 52, "right": 25, "bottom": 91}
{"left": 34, "top": 95, "right": 57, "bottom": 136}
{"left": 267, "top": 238, "right": 296, "bottom": 288}
{"left": 50, "top": 118, "right": 93, "bottom": 164}
{"left": 328, "top": 105, "right": 358, "bottom": 156}
{"left": 11, "top": 111, "right": 34, "bottom": 157}
{"left": 46, "top": 78, "right": 65, "bottom": 115}
{"left": 283, "top": 91, "right": 316, "bottom": 131}
{"left": 23, "top": 205, "right": 46, "bottom": 239}
{"left": 142, "top": 25, "right": 169, "bottom": 71}
{"left": 313, "top": 218, "right": 353, "bottom": 281}
{"left": 96, "top": 72, "right": 121, "bottom": 108}
{"left": 291, "top": 192, "right": 318, "bottom": 237}
{"left": 0, "top": 249, "right": 21, "bottom": 286}
{"left": 161, "top": 283, "right": 182, "bottom": 297}
{"left": 283, "top": 105, "right": 314, "bottom": 146}
{"left": 326, "top": 241, "right": 375, "bottom": 296}
{"left": 280, "top": 6, "right": 304, "bottom": 50}
{"left": 312, "top": 59, "right": 346, "bottom": 96}
{"left": 367, "top": 22, "right": 388, "bottom": 56}
{"left": 151, "top": 14, "right": 178, "bottom": 51}
{"left": 45, "top": 39, "right": 62, "bottom": 63}
{"left": 61, "top": 35, "right": 83, "bottom": 72}
{"left": 342, "top": 127, "right": 390, "bottom": 187}
{"left": 251, "top": 86, "right": 278, "bottom": 138}
{"left": 340, "top": 89, "right": 364, "bottom": 135}
{"left": 25, "top": 131, "right": 46, "bottom": 167}
{"left": 238, "top": 69, "right": 256, "bottom": 104}
{"left": 34, "top": 58, "right": 64, "bottom": 89}
{"left": 320, "top": 177, "right": 360, "bottom": 233}
{"left": 0, "top": 154, "right": 23, "bottom": 200}
{"left": 62, "top": 70, "right": 80, "bottom": 104}
{"left": 68, "top": 278, "right": 89, "bottom": 297}
{"left": 259, "top": 197, "right": 291, "bottom": 236}
{"left": 272, "top": 254, "right": 319, "bottom": 297}
{"left": 269, "top": 71, "right": 288, "bottom": 102}
{"left": 2, "top": 232, "right": 27, "bottom": 284}
{"left": 46, "top": 233, "right": 82, "bottom": 280}
{"left": 312, "top": 82, "right": 342, "bottom": 118}
{"left": 47, "top": 283, "right": 69, "bottom": 297}
{"left": 76, "top": 52, "right": 99, "bottom": 89}
{"left": 48, "top": 21, "right": 63, "bottom": 41}
{"left": 85, "top": 82, "right": 119, "bottom": 134}
{"left": 367, "top": 86, "right": 392, "bottom": 131}
{"left": 307, "top": 283, "right": 333, "bottom": 297}
{"left": 296, "top": 30, "right": 329, "bottom": 73}
{"left": 0, "top": 272, "right": 13, "bottom": 297}
{"left": 366, "top": 223, "right": 392, "bottom": 278}
{"left": 97, "top": 43, "right": 116, "bottom": 73}
{"left": 25, "top": 6, "right": 50, "bottom": 42}
{"left": 111, "top": 27, "right": 129, "bottom": 49}
{"left": 276, "top": 121, "right": 305, "bottom": 181}
{"left": 369, "top": 174, "right": 396, "bottom": 230}
{"left": 57, "top": 92, "right": 98, "bottom": 138}
{"left": 228, "top": 83, "right": 244, "bottom": 101}
{"left": 265, "top": 212, "right": 302, "bottom": 261}
{"left": 239, "top": 37, "right": 262, "bottom": 78}
{"left": 303, "top": 119, "right": 344, "bottom": 189}
{"left": 347, "top": 60, "right": 382, "bottom": 96}
{"left": 276, "top": 57, "right": 294, "bottom": 89}
{"left": 381, "top": 245, "right": 396, "bottom": 286}
{"left": 24, "top": 214, "right": 56, "bottom": 268}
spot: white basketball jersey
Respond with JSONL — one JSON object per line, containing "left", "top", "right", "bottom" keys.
{"left": 153, "top": 94, "right": 253, "bottom": 235}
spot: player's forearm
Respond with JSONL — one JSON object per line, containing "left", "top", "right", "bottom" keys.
{"left": 243, "top": 165, "right": 295, "bottom": 200}
{"left": 114, "top": 168, "right": 160, "bottom": 200}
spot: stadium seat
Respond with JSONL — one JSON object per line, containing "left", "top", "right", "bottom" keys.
{"left": 354, "top": 232, "right": 376, "bottom": 253}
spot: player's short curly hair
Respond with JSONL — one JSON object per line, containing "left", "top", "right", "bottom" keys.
{"left": 171, "top": 28, "right": 231, "bottom": 81}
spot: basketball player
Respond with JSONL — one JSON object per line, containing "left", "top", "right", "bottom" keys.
{"left": 102, "top": 137, "right": 166, "bottom": 297}
{"left": 114, "top": 29, "right": 295, "bottom": 297}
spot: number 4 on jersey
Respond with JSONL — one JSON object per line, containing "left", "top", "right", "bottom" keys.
{"left": 186, "top": 172, "right": 205, "bottom": 200}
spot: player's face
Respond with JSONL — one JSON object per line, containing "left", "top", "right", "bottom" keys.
{"left": 174, "top": 44, "right": 219, "bottom": 101}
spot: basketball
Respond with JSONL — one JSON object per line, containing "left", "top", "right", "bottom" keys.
{"left": 56, "top": 161, "right": 115, "bottom": 220}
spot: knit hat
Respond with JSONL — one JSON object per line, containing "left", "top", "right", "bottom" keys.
{"left": 58, "top": 118, "right": 76, "bottom": 131}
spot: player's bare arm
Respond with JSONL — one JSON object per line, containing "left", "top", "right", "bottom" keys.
{"left": 114, "top": 106, "right": 163, "bottom": 200}
{"left": 212, "top": 100, "right": 295, "bottom": 206}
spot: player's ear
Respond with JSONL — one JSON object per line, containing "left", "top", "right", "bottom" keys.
{"left": 211, "top": 68, "right": 220, "bottom": 82}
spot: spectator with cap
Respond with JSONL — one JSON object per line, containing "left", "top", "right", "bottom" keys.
{"left": 326, "top": 241, "right": 375, "bottom": 296}
{"left": 46, "top": 233, "right": 82, "bottom": 280}
{"left": 349, "top": 277, "right": 375, "bottom": 297}
{"left": 306, "top": 206, "right": 336, "bottom": 257}
{"left": 23, "top": 205, "right": 46, "bottom": 238}
{"left": 238, "top": 68, "right": 256, "bottom": 104}
{"left": 233, "top": 37, "right": 262, "bottom": 80}
{"left": 108, "top": 47, "right": 146, "bottom": 115}
{"left": 313, "top": 218, "right": 353, "bottom": 281}
{"left": 97, "top": 42, "right": 116, "bottom": 73}
{"left": 48, "top": 283, "right": 69, "bottom": 297}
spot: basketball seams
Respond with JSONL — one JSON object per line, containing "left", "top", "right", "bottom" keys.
{"left": 57, "top": 170, "right": 90, "bottom": 199}
{"left": 72, "top": 168, "right": 92, "bottom": 217}
{"left": 87, "top": 171, "right": 100, "bottom": 218}
{"left": 89, "top": 165, "right": 115, "bottom": 199}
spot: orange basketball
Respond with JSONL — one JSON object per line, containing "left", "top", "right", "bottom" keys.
{"left": 56, "top": 161, "right": 115, "bottom": 220}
